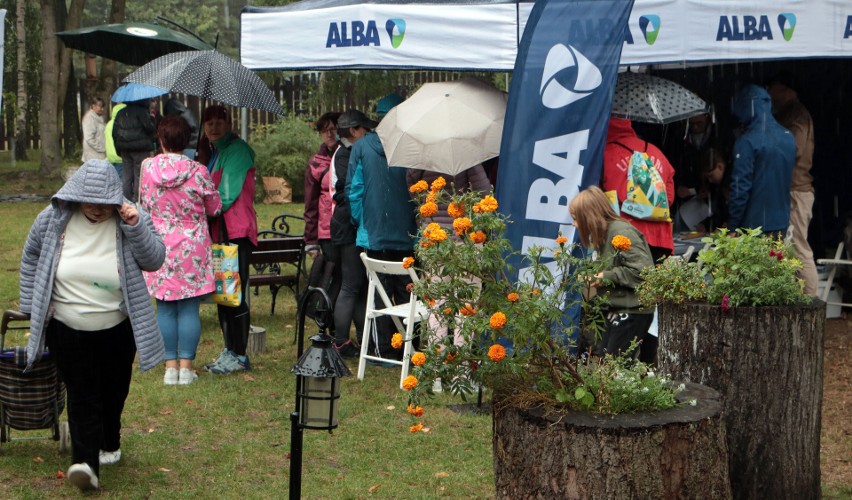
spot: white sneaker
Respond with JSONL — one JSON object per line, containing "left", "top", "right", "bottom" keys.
{"left": 67, "top": 462, "right": 99, "bottom": 490}
{"left": 99, "top": 449, "right": 121, "bottom": 465}
{"left": 178, "top": 368, "right": 198, "bottom": 385}
{"left": 164, "top": 367, "right": 179, "bottom": 385}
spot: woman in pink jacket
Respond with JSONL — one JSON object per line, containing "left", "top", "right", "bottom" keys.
{"left": 140, "top": 115, "right": 222, "bottom": 385}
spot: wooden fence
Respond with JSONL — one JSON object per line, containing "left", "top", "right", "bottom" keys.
{"left": 0, "top": 71, "right": 475, "bottom": 151}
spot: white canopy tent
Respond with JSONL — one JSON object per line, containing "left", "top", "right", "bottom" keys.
{"left": 241, "top": 0, "right": 852, "bottom": 71}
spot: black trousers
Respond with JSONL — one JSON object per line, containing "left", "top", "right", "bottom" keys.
{"left": 217, "top": 237, "right": 254, "bottom": 356}
{"left": 597, "top": 312, "right": 654, "bottom": 359}
{"left": 332, "top": 242, "right": 367, "bottom": 344}
{"left": 47, "top": 318, "right": 136, "bottom": 477}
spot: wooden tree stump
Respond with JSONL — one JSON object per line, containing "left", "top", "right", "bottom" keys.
{"left": 493, "top": 382, "right": 730, "bottom": 499}
{"left": 247, "top": 325, "right": 267, "bottom": 354}
{"left": 657, "top": 302, "right": 824, "bottom": 499}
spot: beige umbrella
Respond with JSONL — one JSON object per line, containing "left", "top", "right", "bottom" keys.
{"left": 376, "top": 78, "right": 507, "bottom": 176}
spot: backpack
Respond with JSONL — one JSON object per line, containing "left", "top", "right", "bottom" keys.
{"left": 612, "top": 141, "right": 671, "bottom": 222}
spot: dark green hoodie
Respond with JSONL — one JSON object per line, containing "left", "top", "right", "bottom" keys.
{"left": 599, "top": 220, "right": 654, "bottom": 313}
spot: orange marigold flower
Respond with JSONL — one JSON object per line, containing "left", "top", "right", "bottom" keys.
{"left": 402, "top": 375, "right": 418, "bottom": 391}
{"left": 409, "top": 180, "right": 428, "bottom": 193}
{"left": 472, "top": 202, "right": 482, "bottom": 213}
{"left": 447, "top": 202, "right": 465, "bottom": 218}
{"left": 488, "top": 344, "right": 507, "bottom": 362}
{"left": 411, "top": 352, "right": 426, "bottom": 366}
{"left": 430, "top": 177, "right": 446, "bottom": 192}
{"left": 507, "top": 292, "right": 519, "bottom": 302}
{"left": 425, "top": 191, "right": 438, "bottom": 204}
{"left": 445, "top": 352, "right": 455, "bottom": 362}
{"left": 459, "top": 303, "right": 477, "bottom": 316}
{"left": 490, "top": 311, "right": 507, "bottom": 330}
{"left": 420, "top": 240, "right": 434, "bottom": 248}
{"left": 532, "top": 289, "right": 541, "bottom": 296}
{"left": 409, "top": 422, "right": 424, "bottom": 433}
{"left": 612, "top": 235, "right": 632, "bottom": 252}
{"left": 556, "top": 236, "right": 568, "bottom": 245}
{"left": 469, "top": 230, "right": 486, "bottom": 244}
{"left": 391, "top": 333, "right": 403, "bottom": 349}
{"left": 453, "top": 217, "right": 472, "bottom": 235}
{"left": 443, "top": 307, "right": 453, "bottom": 315}
{"left": 407, "top": 404, "right": 425, "bottom": 417}
{"left": 420, "top": 202, "right": 438, "bottom": 218}
{"left": 428, "top": 299, "right": 436, "bottom": 307}
{"left": 402, "top": 257, "right": 415, "bottom": 269}
{"left": 428, "top": 227, "right": 448, "bottom": 242}
{"left": 479, "top": 195, "right": 498, "bottom": 213}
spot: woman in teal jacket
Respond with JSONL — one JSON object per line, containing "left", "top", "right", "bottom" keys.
{"left": 197, "top": 106, "right": 257, "bottom": 375}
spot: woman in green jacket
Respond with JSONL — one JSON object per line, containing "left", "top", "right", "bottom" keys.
{"left": 569, "top": 186, "right": 655, "bottom": 358}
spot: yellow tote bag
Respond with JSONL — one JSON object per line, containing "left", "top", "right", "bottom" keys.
{"left": 211, "top": 243, "right": 241, "bottom": 307}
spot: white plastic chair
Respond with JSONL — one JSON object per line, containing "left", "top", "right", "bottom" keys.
{"left": 817, "top": 242, "right": 852, "bottom": 309}
{"left": 357, "top": 253, "right": 428, "bottom": 389}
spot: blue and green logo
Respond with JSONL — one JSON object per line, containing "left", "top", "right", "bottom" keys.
{"left": 778, "top": 13, "right": 796, "bottom": 41}
{"left": 639, "top": 15, "right": 661, "bottom": 45}
{"left": 386, "top": 19, "right": 406, "bottom": 48}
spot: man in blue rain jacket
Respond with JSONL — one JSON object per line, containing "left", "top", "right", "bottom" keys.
{"left": 728, "top": 84, "right": 796, "bottom": 234}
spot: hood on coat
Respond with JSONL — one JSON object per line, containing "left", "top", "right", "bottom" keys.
{"left": 53, "top": 159, "right": 125, "bottom": 208}
{"left": 362, "top": 132, "right": 387, "bottom": 159}
{"left": 145, "top": 154, "right": 198, "bottom": 190}
{"left": 732, "top": 84, "right": 772, "bottom": 129}
{"left": 606, "top": 117, "right": 637, "bottom": 143}
{"left": 110, "top": 103, "right": 126, "bottom": 120}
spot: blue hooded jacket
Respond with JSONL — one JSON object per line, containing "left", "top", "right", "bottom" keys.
{"left": 728, "top": 84, "right": 796, "bottom": 233}
{"left": 346, "top": 132, "right": 416, "bottom": 251}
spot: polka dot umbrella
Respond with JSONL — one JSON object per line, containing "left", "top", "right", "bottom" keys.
{"left": 123, "top": 50, "right": 284, "bottom": 115}
{"left": 611, "top": 72, "right": 707, "bottom": 125}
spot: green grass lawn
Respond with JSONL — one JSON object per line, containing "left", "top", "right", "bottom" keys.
{"left": 0, "top": 201, "right": 494, "bottom": 499}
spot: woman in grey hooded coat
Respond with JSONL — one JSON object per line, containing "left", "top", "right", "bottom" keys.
{"left": 19, "top": 159, "right": 165, "bottom": 491}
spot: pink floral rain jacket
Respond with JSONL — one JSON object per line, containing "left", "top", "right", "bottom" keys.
{"left": 140, "top": 153, "right": 222, "bottom": 300}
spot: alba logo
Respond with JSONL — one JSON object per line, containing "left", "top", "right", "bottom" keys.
{"left": 639, "top": 15, "right": 661, "bottom": 45}
{"left": 386, "top": 19, "right": 406, "bottom": 48}
{"left": 778, "top": 13, "right": 796, "bottom": 41}
{"left": 539, "top": 44, "right": 602, "bottom": 109}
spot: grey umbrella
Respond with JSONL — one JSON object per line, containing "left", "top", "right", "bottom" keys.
{"left": 123, "top": 50, "right": 284, "bottom": 115}
{"left": 611, "top": 72, "right": 707, "bottom": 125}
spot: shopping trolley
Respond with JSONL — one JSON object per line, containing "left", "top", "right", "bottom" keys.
{"left": 0, "top": 310, "right": 69, "bottom": 451}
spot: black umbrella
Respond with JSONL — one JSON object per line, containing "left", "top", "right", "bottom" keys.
{"left": 123, "top": 50, "right": 284, "bottom": 115}
{"left": 56, "top": 22, "right": 214, "bottom": 67}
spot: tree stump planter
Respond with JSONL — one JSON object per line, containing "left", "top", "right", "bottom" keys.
{"left": 657, "top": 302, "right": 824, "bottom": 499}
{"left": 493, "top": 382, "right": 730, "bottom": 499}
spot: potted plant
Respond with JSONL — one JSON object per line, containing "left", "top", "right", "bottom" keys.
{"left": 397, "top": 178, "right": 731, "bottom": 499}
{"left": 637, "top": 228, "right": 822, "bottom": 499}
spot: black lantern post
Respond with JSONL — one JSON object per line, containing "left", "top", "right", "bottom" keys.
{"left": 289, "top": 287, "right": 351, "bottom": 500}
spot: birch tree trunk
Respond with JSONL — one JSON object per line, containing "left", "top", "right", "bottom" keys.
{"left": 14, "top": 0, "right": 28, "bottom": 160}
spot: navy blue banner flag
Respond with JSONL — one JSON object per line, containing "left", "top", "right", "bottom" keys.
{"left": 495, "top": 0, "right": 634, "bottom": 280}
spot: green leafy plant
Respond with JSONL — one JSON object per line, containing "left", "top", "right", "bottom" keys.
{"left": 249, "top": 114, "right": 318, "bottom": 201}
{"left": 399, "top": 178, "right": 680, "bottom": 430}
{"left": 638, "top": 227, "right": 810, "bottom": 308}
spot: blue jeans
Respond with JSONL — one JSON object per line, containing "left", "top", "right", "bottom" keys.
{"left": 156, "top": 297, "right": 202, "bottom": 360}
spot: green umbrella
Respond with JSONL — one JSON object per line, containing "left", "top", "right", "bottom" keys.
{"left": 56, "top": 22, "right": 214, "bottom": 67}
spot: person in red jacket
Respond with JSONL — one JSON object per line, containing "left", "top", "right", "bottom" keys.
{"left": 600, "top": 117, "right": 675, "bottom": 365}
{"left": 601, "top": 117, "right": 676, "bottom": 263}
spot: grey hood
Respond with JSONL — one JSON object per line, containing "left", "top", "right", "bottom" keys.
{"left": 53, "top": 159, "right": 125, "bottom": 208}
